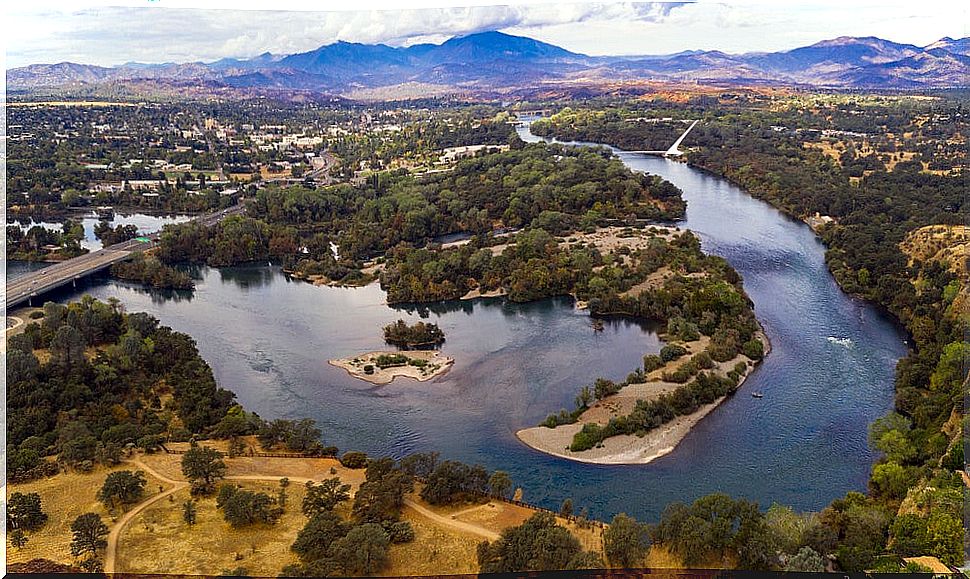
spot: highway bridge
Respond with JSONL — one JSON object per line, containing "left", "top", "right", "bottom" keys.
{"left": 6, "top": 203, "right": 246, "bottom": 310}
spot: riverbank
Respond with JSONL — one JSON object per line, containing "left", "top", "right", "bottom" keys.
{"left": 329, "top": 350, "right": 454, "bottom": 384}
{"left": 516, "top": 331, "right": 769, "bottom": 465}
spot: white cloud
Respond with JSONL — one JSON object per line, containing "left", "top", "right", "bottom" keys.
{"left": 5, "top": 1, "right": 967, "bottom": 67}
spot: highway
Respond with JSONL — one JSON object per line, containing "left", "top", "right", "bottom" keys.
{"left": 5, "top": 203, "right": 246, "bottom": 310}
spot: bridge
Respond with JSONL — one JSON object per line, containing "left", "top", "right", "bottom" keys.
{"left": 626, "top": 119, "right": 700, "bottom": 157}
{"left": 6, "top": 203, "right": 246, "bottom": 310}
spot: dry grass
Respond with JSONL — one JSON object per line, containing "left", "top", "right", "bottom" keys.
{"left": 6, "top": 464, "right": 171, "bottom": 566}
{"left": 116, "top": 481, "right": 304, "bottom": 576}
{"left": 137, "top": 451, "right": 368, "bottom": 491}
{"left": 388, "top": 505, "right": 481, "bottom": 576}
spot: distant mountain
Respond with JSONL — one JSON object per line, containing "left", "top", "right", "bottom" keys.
{"left": 924, "top": 37, "right": 970, "bottom": 56}
{"left": 8, "top": 31, "right": 969, "bottom": 96}
{"left": 8, "top": 62, "right": 114, "bottom": 87}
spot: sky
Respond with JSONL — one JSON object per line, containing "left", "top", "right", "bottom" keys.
{"left": 4, "top": 0, "right": 969, "bottom": 68}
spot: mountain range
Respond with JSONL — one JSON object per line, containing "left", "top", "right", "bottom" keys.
{"left": 8, "top": 31, "right": 969, "bottom": 97}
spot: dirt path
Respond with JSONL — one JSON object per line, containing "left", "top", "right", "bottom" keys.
{"left": 104, "top": 461, "right": 187, "bottom": 574}
{"left": 403, "top": 499, "right": 500, "bottom": 541}
{"left": 107, "top": 458, "right": 500, "bottom": 573}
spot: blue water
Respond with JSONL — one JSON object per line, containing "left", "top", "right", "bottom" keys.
{"left": 25, "top": 125, "right": 908, "bottom": 522}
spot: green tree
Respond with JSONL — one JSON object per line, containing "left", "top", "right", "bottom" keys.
{"left": 559, "top": 499, "right": 574, "bottom": 518}
{"left": 70, "top": 512, "right": 109, "bottom": 558}
{"left": 302, "top": 478, "right": 351, "bottom": 517}
{"left": 7, "top": 492, "right": 48, "bottom": 531}
{"left": 97, "top": 470, "right": 147, "bottom": 509}
{"left": 352, "top": 458, "right": 414, "bottom": 523}
{"left": 488, "top": 470, "right": 513, "bottom": 499}
{"left": 181, "top": 444, "right": 227, "bottom": 495}
{"left": 9, "top": 529, "right": 29, "bottom": 549}
{"left": 333, "top": 523, "right": 391, "bottom": 575}
{"left": 869, "top": 462, "right": 911, "bottom": 500}
{"left": 478, "top": 512, "right": 583, "bottom": 572}
{"left": 604, "top": 513, "right": 650, "bottom": 568}
{"left": 292, "top": 511, "right": 348, "bottom": 562}
{"left": 50, "top": 324, "right": 86, "bottom": 367}
{"left": 216, "top": 485, "right": 281, "bottom": 527}
{"left": 183, "top": 500, "right": 197, "bottom": 525}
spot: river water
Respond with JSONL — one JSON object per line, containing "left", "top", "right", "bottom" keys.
{"left": 8, "top": 212, "right": 191, "bottom": 254}
{"left": 16, "top": 126, "right": 907, "bottom": 522}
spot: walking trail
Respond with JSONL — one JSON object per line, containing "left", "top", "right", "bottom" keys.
{"left": 104, "top": 457, "right": 500, "bottom": 573}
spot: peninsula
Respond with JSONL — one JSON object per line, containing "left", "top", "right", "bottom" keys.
{"left": 516, "top": 331, "right": 769, "bottom": 464}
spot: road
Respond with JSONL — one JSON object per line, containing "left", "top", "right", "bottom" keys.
{"left": 5, "top": 204, "right": 245, "bottom": 309}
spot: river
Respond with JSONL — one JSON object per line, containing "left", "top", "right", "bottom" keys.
{"left": 17, "top": 125, "right": 908, "bottom": 522}
{"left": 8, "top": 211, "right": 191, "bottom": 254}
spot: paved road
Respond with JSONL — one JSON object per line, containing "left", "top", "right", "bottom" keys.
{"left": 5, "top": 204, "right": 245, "bottom": 309}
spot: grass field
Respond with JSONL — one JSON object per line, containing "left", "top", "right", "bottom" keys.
{"left": 6, "top": 463, "right": 171, "bottom": 566}
{"left": 116, "top": 482, "right": 305, "bottom": 576}
{"left": 9, "top": 449, "right": 613, "bottom": 575}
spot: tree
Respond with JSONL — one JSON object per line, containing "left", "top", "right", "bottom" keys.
{"left": 292, "top": 511, "right": 348, "bottom": 562}
{"left": 181, "top": 444, "right": 227, "bottom": 495}
{"left": 560, "top": 498, "right": 574, "bottom": 518}
{"left": 97, "top": 470, "right": 147, "bottom": 509}
{"left": 9, "top": 529, "right": 29, "bottom": 549}
{"left": 50, "top": 324, "right": 86, "bottom": 367}
{"left": 869, "top": 462, "right": 911, "bottom": 500}
{"left": 785, "top": 546, "right": 825, "bottom": 572}
{"left": 183, "top": 500, "right": 197, "bottom": 525}
{"left": 604, "top": 513, "right": 650, "bottom": 568}
{"left": 478, "top": 512, "right": 583, "bottom": 572}
{"left": 7, "top": 492, "right": 48, "bottom": 531}
{"left": 333, "top": 523, "right": 390, "bottom": 575}
{"left": 217, "top": 485, "right": 282, "bottom": 527}
{"left": 400, "top": 451, "right": 439, "bottom": 477}
{"left": 488, "top": 471, "right": 513, "bottom": 499}
{"left": 302, "top": 478, "right": 351, "bottom": 517}
{"left": 420, "top": 460, "right": 488, "bottom": 505}
{"left": 70, "top": 512, "right": 109, "bottom": 558}
{"left": 353, "top": 458, "right": 414, "bottom": 523}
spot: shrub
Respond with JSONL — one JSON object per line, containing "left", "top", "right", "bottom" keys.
{"left": 385, "top": 520, "right": 415, "bottom": 543}
{"left": 742, "top": 338, "right": 764, "bottom": 360}
{"left": 643, "top": 354, "right": 664, "bottom": 373}
{"left": 340, "top": 451, "right": 368, "bottom": 469}
{"left": 660, "top": 344, "right": 687, "bottom": 362}
{"left": 693, "top": 351, "right": 716, "bottom": 369}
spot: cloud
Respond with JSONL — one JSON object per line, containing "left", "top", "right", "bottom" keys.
{"left": 5, "top": 1, "right": 967, "bottom": 67}
{"left": 6, "top": 2, "right": 691, "bottom": 66}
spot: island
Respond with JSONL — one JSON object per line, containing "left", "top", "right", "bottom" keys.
{"left": 383, "top": 319, "right": 446, "bottom": 348}
{"left": 329, "top": 350, "right": 454, "bottom": 384}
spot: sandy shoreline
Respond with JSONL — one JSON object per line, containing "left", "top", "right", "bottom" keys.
{"left": 329, "top": 350, "right": 454, "bottom": 385}
{"left": 516, "top": 331, "right": 769, "bottom": 465}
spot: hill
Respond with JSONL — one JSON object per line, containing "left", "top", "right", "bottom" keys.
{"left": 8, "top": 32, "right": 970, "bottom": 97}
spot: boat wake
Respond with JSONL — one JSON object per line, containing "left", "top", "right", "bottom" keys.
{"left": 827, "top": 336, "right": 854, "bottom": 348}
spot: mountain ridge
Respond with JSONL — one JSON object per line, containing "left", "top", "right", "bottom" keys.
{"left": 8, "top": 31, "right": 969, "bottom": 94}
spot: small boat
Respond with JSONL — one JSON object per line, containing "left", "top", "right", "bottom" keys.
{"left": 751, "top": 392, "right": 764, "bottom": 398}
{"left": 591, "top": 320, "right": 604, "bottom": 332}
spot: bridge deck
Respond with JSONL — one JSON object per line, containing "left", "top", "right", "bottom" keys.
{"left": 5, "top": 204, "right": 244, "bottom": 310}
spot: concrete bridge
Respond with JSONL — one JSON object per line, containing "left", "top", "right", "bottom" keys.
{"left": 626, "top": 119, "right": 700, "bottom": 157}
{"left": 6, "top": 203, "right": 245, "bottom": 310}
